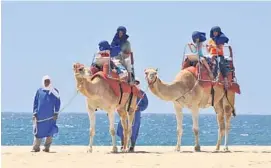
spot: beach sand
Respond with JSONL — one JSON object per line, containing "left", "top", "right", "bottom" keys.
{"left": 2, "top": 146, "right": 271, "bottom": 168}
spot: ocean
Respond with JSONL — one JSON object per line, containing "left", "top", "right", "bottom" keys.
{"left": 1, "top": 112, "right": 271, "bottom": 146}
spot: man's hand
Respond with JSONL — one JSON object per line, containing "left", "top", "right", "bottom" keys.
{"left": 32, "top": 116, "right": 37, "bottom": 122}
{"left": 53, "top": 113, "right": 58, "bottom": 120}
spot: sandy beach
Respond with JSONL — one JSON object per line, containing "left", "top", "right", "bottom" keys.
{"left": 1, "top": 146, "right": 271, "bottom": 168}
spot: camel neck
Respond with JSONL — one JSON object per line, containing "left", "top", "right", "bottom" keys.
{"left": 150, "top": 78, "right": 188, "bottom": 101}
{"left": 75, "top": 76, "right": 98, "bottom": 97}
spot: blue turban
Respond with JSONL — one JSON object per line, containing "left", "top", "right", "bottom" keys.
{"left": 98, "top": 40, "right": 111, "bottom": 51}
{"left": 111, "top": 26, "right": 129, "bottom": 48}
{"left": 192, "top": 31, "right": 206, "bottom": 43}
{"left": 210, "top": 26, "right": 222, "bottom": 38}
{"left": 210, "top": 26, "right": 229, "bottom": 45}
{"left": 117, "top": 26, "right": 127, "bottom": 34}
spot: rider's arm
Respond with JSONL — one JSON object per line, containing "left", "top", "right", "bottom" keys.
{"left": 121, "top": 41, "right": 131, "bottom": 53}
{"left": 207, "top": 39, "right": 216, "bottom": 53}
{"left": 188, "top": 43, "right": 197, "bottom": 53}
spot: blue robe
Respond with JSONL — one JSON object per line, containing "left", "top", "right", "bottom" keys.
{"left": 117, "top": 90, "right": 148, "bottom": 143}
{"left": 33, "top": 88, "right": 61, "bottom": 138}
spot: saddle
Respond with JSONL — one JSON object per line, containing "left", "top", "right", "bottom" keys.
{"left": 182, "top": 57, "right": 240, "bottom": 94}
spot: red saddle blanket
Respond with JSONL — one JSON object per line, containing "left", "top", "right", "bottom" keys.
{"left": 185, "top": 63, "right": 241, "bottom": 94}
{"left": 91, "top": 71, "right": 143, "bottom": 98}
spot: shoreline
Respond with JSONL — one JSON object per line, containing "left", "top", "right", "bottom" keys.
{"left": 2, "top": 146, "right": 271, "bottom": 168}
{"left": 2, "top": 111, "right": 271, "bottom": 115}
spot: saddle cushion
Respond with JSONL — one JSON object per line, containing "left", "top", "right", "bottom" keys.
{"left": 91, "top": 71, "right": 143, "bottom": 98}
{"left": 184, "top": 62, "right": 241, "bottom": 94}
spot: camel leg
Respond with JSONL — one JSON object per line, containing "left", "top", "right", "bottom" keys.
{"left": 119, "top": 110, "right": 128, "bottom": 152}
{"left": 126, "top": 109, "right": 135, "bottom": 152}
{"left": 86, "top": 102, "right": 96, "bottom": 153}
{"left": 174, "top": 102, "right": 183, "bottom": 152}
{"left": 224, "top": 112, "right": 231, "bottom": 152}
{"left": 108, "top": 111, "right": 118, "bottom": 153}
{"left": 191, "top": 107, "right": 200, "bottom": 152}
{"left": 214, "top": 100, "right": 225, "bottom": 151}
{"left": 223, "top": 92, "right": 235, "bottom": 151}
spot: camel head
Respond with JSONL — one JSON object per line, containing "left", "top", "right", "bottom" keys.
{"left": 144, "top": 68, "right": 158, "bottom": 85}
{"left": 73, "top": 63, "right": 91, "bottom": 78}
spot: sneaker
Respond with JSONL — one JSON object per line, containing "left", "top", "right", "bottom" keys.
{"left": 31, "top": 148, "right": 40, "bottom": 152}
{"left": 43, "top": 148, "right": 50, "bottom": 152}
{"left": 129, "top": 146, "right": 135, "bottom": 152}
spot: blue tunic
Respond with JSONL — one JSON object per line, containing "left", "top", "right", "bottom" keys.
{"left": 117, "top": 90, "right": 148, "bottom": 143}
{"left": 33, "top": 88, "right": 61, "bottom": 138}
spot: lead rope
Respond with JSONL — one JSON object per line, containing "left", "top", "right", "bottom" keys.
{"left": 33, "top": 90, "right": 79, "bottom": 135}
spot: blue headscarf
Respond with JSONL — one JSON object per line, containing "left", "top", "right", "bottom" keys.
{"left": 192, "top": 31, "right": 206, "bottom": 43}
{"left": 98, "top": 40, "right": 121, "bottom": 57}
{"left": 98, "top": 40, "right": 111, "bottom": 51}
{"left": 111, "top": 26, "right": 129, "bottom": 47}
{"left": 210, "top": 26, "right": 229, "bottom": 45}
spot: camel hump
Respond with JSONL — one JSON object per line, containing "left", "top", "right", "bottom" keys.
{"left": 91, "top": 71, "right": 143, "bottom": 98}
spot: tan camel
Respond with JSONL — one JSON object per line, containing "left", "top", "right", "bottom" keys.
{"left": 72, "top": 63, "right": 139, "bottom": 153}
{"left": 144, "top": 67, "right": 237, "bottom": 152}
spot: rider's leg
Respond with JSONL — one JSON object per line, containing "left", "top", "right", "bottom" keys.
{"left": 112, "top": 58, "right": 128, "bottom": 81}
{"left": 201, "top": 57, "right": 214, "bottom": 79}
{"left": 218, "top": 56, "right": 229, "bottom": 89}
{"left": 124, "top": 57, "right": 134, "bottom": 84}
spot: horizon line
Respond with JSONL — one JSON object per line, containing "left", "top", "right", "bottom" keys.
{"left": 1, "top": 111, "right": 271, "bottom": 116}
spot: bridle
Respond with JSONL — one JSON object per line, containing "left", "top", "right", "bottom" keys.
{"left": 146, "top": 75, "right": 158, "bottom": 88}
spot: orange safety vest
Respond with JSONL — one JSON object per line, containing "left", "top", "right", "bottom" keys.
{"left": 208, "top": 39, "right": 224, "bottom": 56}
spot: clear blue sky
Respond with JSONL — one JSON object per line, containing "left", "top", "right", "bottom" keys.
{"left": 2, "top": 1, "right": 271, "bottom": 114}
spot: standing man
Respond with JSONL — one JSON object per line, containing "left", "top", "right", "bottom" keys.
{"left": 32, "top": 75, "right": 61, "bottom": 152}
{"left": 117, "top": 78, "right": 149, "bottom": 152}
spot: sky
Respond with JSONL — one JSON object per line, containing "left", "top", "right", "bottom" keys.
{"left": 1, "top": 1, "right": 271, "bottom": 114}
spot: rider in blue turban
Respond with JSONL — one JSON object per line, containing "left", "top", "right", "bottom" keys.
{"left": 190, "top": 31, "right": 214, "bottom": 79}
{"left": 110, "top": 26, "right": 134, "bottom": 83}
{"left": 208, "top": 26, "right": 230, "bottom": 89}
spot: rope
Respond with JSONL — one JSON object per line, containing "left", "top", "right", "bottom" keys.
{"left": 33, "top": 90, "right": 79, "bottom": 135}
{"left": 136, "top": 86, "right": 149, "bottom": 107}
{"left": 175, "top": 80, "right": 199, "bottom": 105}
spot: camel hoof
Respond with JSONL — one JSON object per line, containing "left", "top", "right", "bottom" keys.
{"left": 175, "top": 146, "right": 180, "bottom": 152}
{"left": 121, "top": 148, "right": 126, "bottom": 153}
{"left": 87, "top": 148, "right": 93, "bottom": 153}
{"left": 215, "top": 145, "right": 220, "bottom": 151}
{"left": 112, "top": 146, "right": 118, "bottom": 153}
{"left": 224, "top": 147, "right": 230, "bottom": 152}
{"left": 194, "top": 145, "right": 201, "bottom": 152}
{"left": 121, "top": 148, "right": 129, "bottom": 153}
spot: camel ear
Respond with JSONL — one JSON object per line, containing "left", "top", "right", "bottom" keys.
{"left": 144, "top": 69, "right": 147, "bottom": 74}
{"left": 155, "top": 68, "right": 158, "bottom": 72}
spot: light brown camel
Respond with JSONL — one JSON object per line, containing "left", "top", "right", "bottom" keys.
{"left": 73, "top": 63, "right": 139, "bottom": 153}
{"left": 144, "top": 67, "right": 237, "bottom": 152}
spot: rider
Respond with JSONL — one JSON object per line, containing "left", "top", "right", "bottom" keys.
{"left": 110, "top": 26, "right": 134, "bottom": 84}
{"left": 92, "top": 40, "right": 128, "bottom": 80}
{"left": 189, "top": 31, "right": 214, "bottom": 79}
{"left": 207, "top": 26, "right": 229, "bottom": 89}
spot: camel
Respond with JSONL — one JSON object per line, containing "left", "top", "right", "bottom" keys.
{"left": 72, "top": 63, "right": 140, "bottom": 153}
{"left": 144, "top": 66, "right": 238, "bottom": 152}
